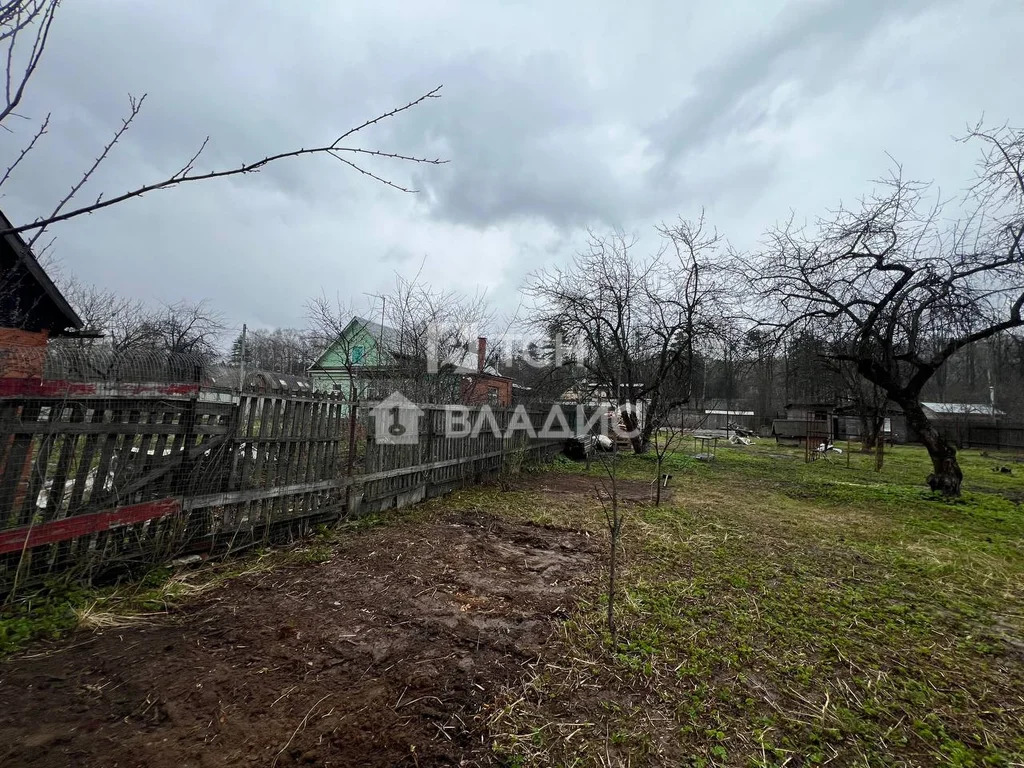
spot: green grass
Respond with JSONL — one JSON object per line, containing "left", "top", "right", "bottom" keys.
{"left": 474, "top": 441, "right": 1024, "bottom": 766}
{"left": 4, "top": 439, "right": 1022, "bottom": 765}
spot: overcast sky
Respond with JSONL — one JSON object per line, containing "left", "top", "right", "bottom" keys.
{"left": 4, "top": 0, "right": 1023, "bottom": 337}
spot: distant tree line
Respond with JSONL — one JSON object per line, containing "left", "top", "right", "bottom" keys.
{"left": 228, "top": 328, "right": 320, "bottom": 376}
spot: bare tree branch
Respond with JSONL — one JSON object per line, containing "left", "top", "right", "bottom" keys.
{"left": 0, "top": 0, "right": 56, "bottom": 126}
{"left": 1, "top": 85, "right": 445, "bottom": 238}
{"left": 0, "top": 107, "right": 45, "bottom": 184}
{"left": 27, "top": 93, "right": 146, "bottom": 246}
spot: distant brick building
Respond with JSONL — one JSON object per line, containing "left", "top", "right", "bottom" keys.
{"left": 1, "top": 208, "right": 83, "bottom": 377}
{"left": 459, "top": 337, "right": 513, "bottom": 407}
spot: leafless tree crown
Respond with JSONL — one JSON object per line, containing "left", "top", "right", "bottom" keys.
{"left": 525, "top": 214, "right": 730, "bottom": 451}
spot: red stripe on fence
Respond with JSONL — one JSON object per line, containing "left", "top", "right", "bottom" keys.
{"left": 0, "top": 499, "right": 181, "bottom": 555}
{"left": 0, "top": 378, "right": 200, "bottom": 398}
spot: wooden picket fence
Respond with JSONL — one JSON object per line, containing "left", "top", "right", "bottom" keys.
{"left": 0, "top": 378, "right": 567, "bottom": 593}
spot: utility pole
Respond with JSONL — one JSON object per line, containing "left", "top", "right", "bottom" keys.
{"left": 725, "top": 343, "right": 732, "bottom": 440}
{"left": 238, "top": 323, "right": 247, "bottom": 392}
{"left": 362, "top": 292, "right": 387, "bottom": 365}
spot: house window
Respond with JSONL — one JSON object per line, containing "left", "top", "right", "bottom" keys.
{"left": 487, "top": 386, "right": 499, "bottom": 405}
{"left": 351, "top": 346, "right": 365, "bottom": 364}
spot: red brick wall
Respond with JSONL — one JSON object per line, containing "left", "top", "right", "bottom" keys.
{"left": 0, "top": 328, "right": 48, "bottom": 378}
{"left": 461, "top": 375, "right": 512, "bottom": 407}
{"left": 0, "top": 328, "right": 48, "bottom": 517}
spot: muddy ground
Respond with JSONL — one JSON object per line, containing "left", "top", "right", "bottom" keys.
{"left": 0, "top": 508, "right": 601, "bottom": 767}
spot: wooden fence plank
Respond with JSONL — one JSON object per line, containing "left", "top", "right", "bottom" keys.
{"left": 2, "top": 390, "right": 569, "bottom": 592}
{"left": 1, "top": 404, "right": 39, "bottom": 528}
{"left": 0, "top": 499, "right": 181, "bottom": 555}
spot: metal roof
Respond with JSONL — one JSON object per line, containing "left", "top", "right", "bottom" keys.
{"left": 351, "top": 315, "right": 400, "bottom": 350}
{"left": 921, "top": 402, "right": 1004, "bottom": 416}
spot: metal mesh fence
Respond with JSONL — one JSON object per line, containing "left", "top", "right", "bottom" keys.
{"left": 42, "top": 347, "right": 210, "bottom": 384}
{"left": 1, "top": 348, "right": 573, "bottom": 595}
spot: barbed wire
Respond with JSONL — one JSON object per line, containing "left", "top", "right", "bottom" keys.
{"left": 0, "top": 345, "right": 322, "bottom": 395}
{"left": 42, "top": 347, "right": 210, "bottom": 383}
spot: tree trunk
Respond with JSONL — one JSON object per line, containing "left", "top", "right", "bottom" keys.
{"left": 636, "top": 422, "right": 653, "bottom": 454}
{"left": 655, "top": 456, "right": 663, "bottom": 506}
{"left": 620, "top": 407, "right": 649, "bottom": 454}
{"left": 859, "top": 414, "right": 877, "bottom": 453}
{"left": 900, "top": 398, "right": 963, "bottom": 496}
{"left": 607, "top": 509, "right": 619, "bottom": 647}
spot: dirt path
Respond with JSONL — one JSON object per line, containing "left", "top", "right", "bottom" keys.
{"left": 0, "top": 512, "right": 598, "bottom": 767}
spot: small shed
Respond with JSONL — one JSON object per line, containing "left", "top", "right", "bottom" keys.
{"left": 702, "top": 407, "right": 756, "bottom": 431}
{"left": 771, "top": 419, "right": 831, "bottom": 447}
{"left": 920, "top": 402, "right": 1004, "bottom": 421}
{"left": 783, "top": 402, "right": 836, "bottom": 422}
{"left": 915, "top": 402, "right": 1005, "bottom": 447}
{"left": 773, "top": 402, "right": 839, "bottom": 445}
{"left": 834, "top": 404, "right": 907, "bottom": 444}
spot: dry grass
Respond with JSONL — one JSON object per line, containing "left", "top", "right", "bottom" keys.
{"left": 72, "top": 600, "right": 162, "bottom": 630}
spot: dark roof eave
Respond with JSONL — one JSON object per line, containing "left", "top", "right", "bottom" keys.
{"left": 0, "top": 209, "right": 83, "bottom": 331}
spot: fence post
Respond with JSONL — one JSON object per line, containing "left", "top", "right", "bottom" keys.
{"left": 423, "top": 406, "right": 435, "bottom": 496}
{"left": 344, "top": 395, "right": 358, "bottom": 515}
{"left": 173, "top": 394, "right": 199, "bottom": 499}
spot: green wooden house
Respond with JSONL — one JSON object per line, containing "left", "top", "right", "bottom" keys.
{"left": 308, "top": 316, "right": 398, "bottom": 396}
{"left": 309, "top": 316, "right": 514, "bottom": 405}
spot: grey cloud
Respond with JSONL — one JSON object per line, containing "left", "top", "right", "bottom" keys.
{"left": 401, "top": 50, "right": 633, "bottom": 229}
{"left": 645, "top": 0, "right": 951, "bottom": 175}
{"left": 2, "top": 0, "right": 1022, "bottom": 333}
{"left": 391, "top": 0, "right": 949, "bottom": 232}
{"left": 379, "top": 245, "right": 416, "bottom": 264}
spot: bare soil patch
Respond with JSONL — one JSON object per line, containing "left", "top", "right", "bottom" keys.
{"left": 530, "top": 471, "right": 665, "bottom": 505}
{"left": 0, "top": 512, "right": 599, "bottom": 767}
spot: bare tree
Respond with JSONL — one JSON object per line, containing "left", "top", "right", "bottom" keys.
{"left": 526, "top": 216, "right": 728, "bottom": 453}
{"left": 145, "top": 299, "right": 225, "bottom": 358}
{"left": 0, "top": 1, "right": 443, "bottom": 246}
{"left": 748, "top": 124, "right": 1024, "bottom": 496}
{"left": 657, "top": 214, "right": 732, "bottom": 406}
{"left": 54, "top": 277, "right": 155, "bottom": 352}
{"left": 231, "top": 327, "right": 318, "bottom": 376}
{"left": 592, "top": 444, "right": 622, "bottom": 648}
{"left": 41, "top": 280, "right": 225, "bottom": 380}
{"left": 383, "top": 271, "right": 494, "bottom": 381}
